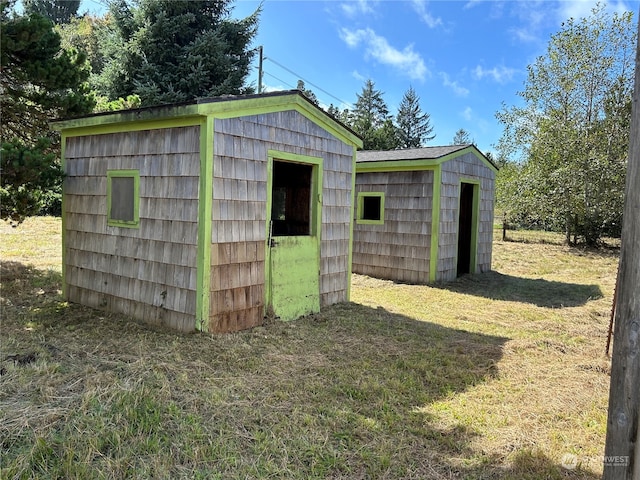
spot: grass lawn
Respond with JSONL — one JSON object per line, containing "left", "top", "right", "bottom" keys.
{"left": 1, "top": 218, "right": 617, "bottom": 479}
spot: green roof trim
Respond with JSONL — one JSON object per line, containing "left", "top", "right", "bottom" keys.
{"left": 50, "top": 90, "right": 363, "bottom": 149}
{"left": 356, "top": 145, "right": 498, "bottom": 174}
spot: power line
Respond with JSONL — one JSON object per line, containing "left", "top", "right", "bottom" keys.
{"left": 263, "top": 71, "right": 297, "bottom": 90}
{"left": 264, "top": 56, "right": 352, "bottom": 108}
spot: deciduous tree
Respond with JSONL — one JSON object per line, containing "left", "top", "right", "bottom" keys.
{"left": 496, "top": 4, "right": 635, "bottom": 245}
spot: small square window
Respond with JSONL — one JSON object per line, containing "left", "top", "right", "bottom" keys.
{"left": 107, "top": 170, "right": 140, "bottom": 228}
{"left": 357, "top": 192, "right": 384, "bottom": 225}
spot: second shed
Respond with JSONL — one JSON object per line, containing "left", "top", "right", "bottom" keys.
{"left": 352, "top": 145, "right": 497, "bottom": 283}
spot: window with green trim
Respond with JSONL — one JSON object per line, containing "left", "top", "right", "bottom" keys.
{"left": 107, "top": 170, "right": 140, "bottom": 228}
{"left": 357, "top": 192, "right": 385, "bottom": 225}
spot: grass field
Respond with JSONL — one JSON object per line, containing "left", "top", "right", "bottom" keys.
{"left": 1, "top": 218, "right": 618, "bottom": 479}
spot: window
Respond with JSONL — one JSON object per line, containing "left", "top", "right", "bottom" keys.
{"left": 107, "top": 170, "right": 140, "bottom": 228}
{"left": 357, "top": 192, "right": 385, "bottom": 225}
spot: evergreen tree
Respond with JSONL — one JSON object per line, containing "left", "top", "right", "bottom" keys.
{"left": 95, "top": 0, "right": 260, "bottom": 106}
{"left": 351, "top": 79, "right": 399, "bottom": 150}
{"left": 326, "top": 104, "right": 351, "bottom": 125}
{"left": 1, "top": 0, "right": 94, "bottom": 223}
{"left": 23, "top": 0, "right": 79, "bottom": 24}
{"left": 452, "top": 128, "right": 471, "bottom": 145}
{"left": 396, "top": 86, "right": 435, "bottom": 148}
{"left": 296, "top": 80, "right": 319, "bottom": 106}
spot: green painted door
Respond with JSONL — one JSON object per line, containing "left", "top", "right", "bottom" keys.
{"left": 269, "top": 235, "right": 319, "bottom": 320}
{"left": 266, "top": 154, "right": 322, "bottom": 321}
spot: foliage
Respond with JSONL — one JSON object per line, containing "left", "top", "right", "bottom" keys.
{"left": 396, "top": 86, "right": 435, "bottom": 148}
{"left": 351, "top": 79, "right": 400, "bottom": 150}
{"left": 296, "top": 79, "right": 319, "bottom": 106}
{"left": 94, "top": 0, "right": 260, "bottom": 106}
{"left": 496, "top": 4, "right": 635, "bottom": 245}
{"left": 452, "top": 128, "right": 472, "bottom": 145}
{"left": 0, "top": 139, "right": 62, "bottom": 225}
{"left": 0, "top": 1, "right": 94, "bottom": 224}
{"left": 1, "top": 3, "right": 94, "bottom": 143}
{"left": 56, "top": 14, "right": 109, "bottom": 78}
{"left": 94, "top": 94, "right": 142, "bottom": 113}
{"left": 23, "top": 0, "right": 79, "bottom": 24}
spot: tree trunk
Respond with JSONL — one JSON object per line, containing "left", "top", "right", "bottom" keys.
{"left": 603, "top": 12, "right": 640, "bottom": 479}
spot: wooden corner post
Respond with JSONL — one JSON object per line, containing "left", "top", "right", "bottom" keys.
{"left": 603, "top": 11, "right": 640, "bottom": 480}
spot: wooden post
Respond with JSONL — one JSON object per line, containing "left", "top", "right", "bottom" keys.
{"left": 603, "top": 12, "right": 640, "bottom": 480}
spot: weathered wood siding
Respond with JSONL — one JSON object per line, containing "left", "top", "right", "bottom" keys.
{"left": 437, "top": 152, "right": 495, "bottom": 281}
{"left": 209, "top": 112, "right": 354, "bottom": 332}
{"left": 64, "top": 126, "right": 200, "bottom": 332}
{"left": 352, "top": 171, "right": 434, "bottom": 283}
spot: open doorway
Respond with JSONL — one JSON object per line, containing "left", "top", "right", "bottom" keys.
{"left": 271, "top": 161, "right": 313, "bottom": 236}
{"left": 457, "top": 182, "right": 478, "bottom": 276}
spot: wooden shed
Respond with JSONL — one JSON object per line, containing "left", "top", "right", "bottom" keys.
{"left": 352, "top": 145, "right": 497, "bottom": 284}
{"left": 51, "top": 90, "right": 362, "bottom": 333}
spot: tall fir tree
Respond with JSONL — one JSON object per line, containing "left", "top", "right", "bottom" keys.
{"left": 452, "top": 128, "right": 471, "bottom": 145}
{"left": 95, "top": 0, "right": 260, "bottom": 106}
{"left": 396, "top": 86, "right": 435, "bottom": 148}
{"left": 351, "top": 79, "right": 399, "bottom": 150}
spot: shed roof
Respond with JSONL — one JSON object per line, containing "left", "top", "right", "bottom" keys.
{"left": 356, "top": 144, "right": 498, "bottom": 172}
{"left": 356, "top": 145, "right": 468, "bottom": 162}
{"left": 51, "top": 90, "right": 362, "bottom": 148}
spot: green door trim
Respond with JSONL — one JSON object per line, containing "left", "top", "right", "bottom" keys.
{"left": 265, "top": 150, "right": 323, "bottom": 319}
{"left": 429, "top": 165, "right": 442, "bottom": 283}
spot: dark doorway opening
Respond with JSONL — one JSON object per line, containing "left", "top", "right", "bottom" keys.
{"left": 457, "top": 182, "right": 475, "bottom": 276}
{"left": 271, "top": 161, "right": 312, "bottom": 236}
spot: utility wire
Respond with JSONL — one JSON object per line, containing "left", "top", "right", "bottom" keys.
{"left": 263, "top": 71, "right": 297, "bottom": 90}
{"left": 265, "top": 56, "right": 352, "bottom": 108}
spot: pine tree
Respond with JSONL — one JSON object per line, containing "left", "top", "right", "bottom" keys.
{"left": 452, "top": 128, "right": 471, "bottom": 145}
{"left": 23, "top": 0, "right": 79, "bottom": 24}
{"left": 296, "top": 80, "right": 319, "bottom": 106}
{"left": 96, "top": 0, "right": 260, "bottom": 106}
{"left": 1, "top": 0, "right": 94, "bottom": 223}
{"left": 351, "top": 79, "right": 399, "bottom": 150}
{"left": 396, "top": 86, "right": 435, "bottom": 148}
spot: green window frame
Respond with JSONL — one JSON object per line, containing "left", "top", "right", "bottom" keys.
{"left": 107, "top": 170, "right": 140, "bottom": 228}
{"left": 357, "top": 192, "right": 385, "bottom": 225}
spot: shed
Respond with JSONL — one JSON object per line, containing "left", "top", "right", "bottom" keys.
{"left": 51, "top": 90, "right": 362, "bottom": 333}
{"left": 352, "top": 145, "right": 497, "bottom": 284}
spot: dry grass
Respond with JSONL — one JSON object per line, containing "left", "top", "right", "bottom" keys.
{"left": 0, "top": 218, "right": 617, "bottom": 479}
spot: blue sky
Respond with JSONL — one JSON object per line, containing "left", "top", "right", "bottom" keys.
{"left": 82, "top": 0, "right": 638, "bottom": 154}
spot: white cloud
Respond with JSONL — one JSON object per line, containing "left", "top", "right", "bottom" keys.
{"left": 473, "top": 65, "right": 517, "bottom": 84}
{"left": 439, "top": 72, "right": 469, "bottom": 97}
{"left": 411, "top": 0, "right": 443, "bottom": 28}
{"left": 462, "top": 107, "right": 473, "bottom": 121}
{"left": 351, "top": 70, "right": 366, "bottom": 82}
{"left": 340, "top": 28, "right": 429, "bottom": 80}
{"left": 341, "top": 0, "right": 376, "bottom": 17}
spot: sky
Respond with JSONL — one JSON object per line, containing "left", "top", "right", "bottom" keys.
{"left": 81, "top": 0, "right": 639, "bottom": 154}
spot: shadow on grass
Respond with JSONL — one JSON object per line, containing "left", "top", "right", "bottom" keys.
{"left": 438, "top": 271, "right": 603, "bottom": 308}
{"left": 0, "top": 261, "right": 599, "bottom": 479}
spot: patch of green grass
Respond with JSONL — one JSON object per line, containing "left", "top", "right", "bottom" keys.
{"left": 1, "top": 218, "right": 615, "bottom": 479}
